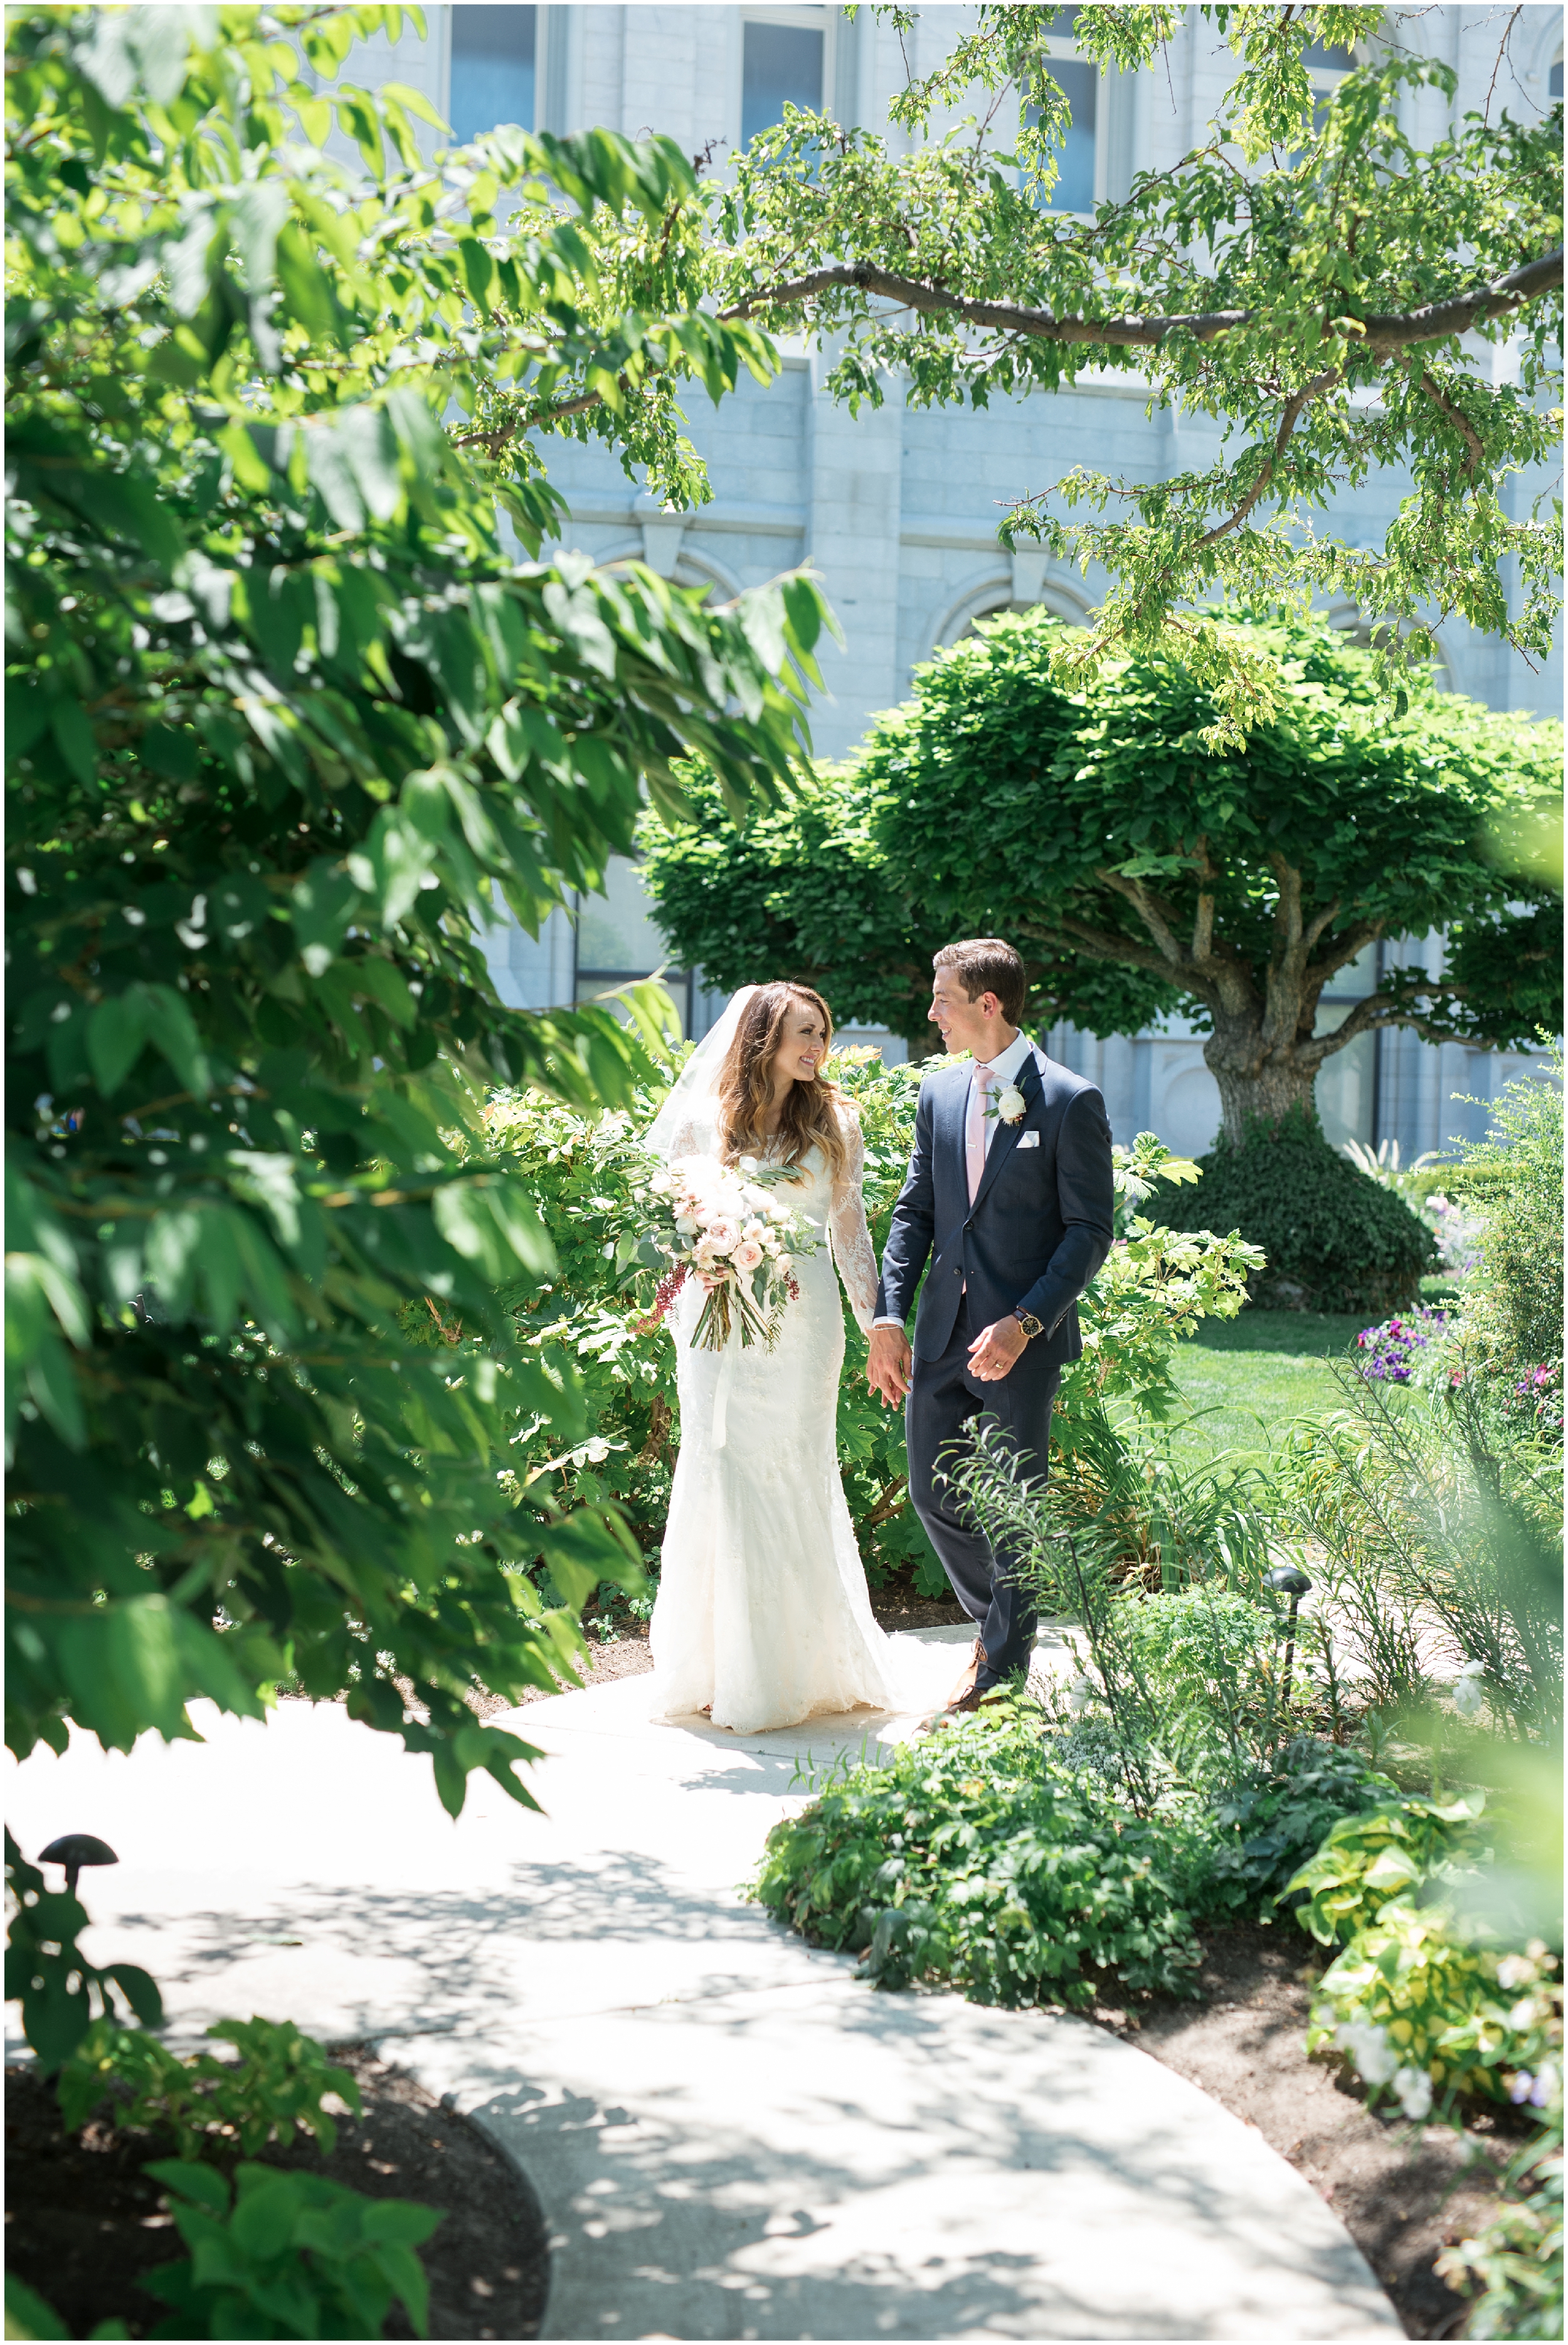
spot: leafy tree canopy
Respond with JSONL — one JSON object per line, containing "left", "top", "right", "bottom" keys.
{"left": 642, "top": 612, "right": 1562, "bottom": 1134}
{"left": 5, "top": 4, "right": 831, "bottom": 1809}
{"left": 692, "top": 3, "right": 1564, "bottom": 742}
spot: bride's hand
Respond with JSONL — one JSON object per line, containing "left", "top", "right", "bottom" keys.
{"left": 866, "top": 1324, "right": 911, "bottom": 1407}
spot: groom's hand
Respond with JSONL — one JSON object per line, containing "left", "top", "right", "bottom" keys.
{"left": 968, "top": 1316, "right": 1028, "bottom": 1382}
{"left": 867, "top": 1324, "right": 912, "bottom": 1407}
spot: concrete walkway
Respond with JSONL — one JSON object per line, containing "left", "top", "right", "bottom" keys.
{"left": 6, "top": 1630, "right": 1399, "bottom": 2341}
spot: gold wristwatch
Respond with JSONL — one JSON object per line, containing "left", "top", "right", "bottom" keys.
{"left": 1013, "top": 1308, "right": 1044, "bottom": 1340}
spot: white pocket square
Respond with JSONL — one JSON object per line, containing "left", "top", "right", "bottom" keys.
{"left": 1017, "top": 1131, "right": 1040, "bottom": 1150}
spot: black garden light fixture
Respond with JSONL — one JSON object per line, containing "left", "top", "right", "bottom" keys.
{"left": 38, "top": 1832, "right": 119, "bottom": 1898}
{"left": 1264, "top": 1561, "right": 1313, "bottom": 1709}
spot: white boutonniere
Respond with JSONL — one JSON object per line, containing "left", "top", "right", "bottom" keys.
{"left": 992, "top": 1083, "right": 1027, "bottom": 1126}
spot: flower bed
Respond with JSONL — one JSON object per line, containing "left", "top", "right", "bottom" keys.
{"left": 1355, "top": 1305, "right": 1451, "bottom": 1383}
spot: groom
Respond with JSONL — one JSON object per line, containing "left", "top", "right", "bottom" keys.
{"left": 868, "top": 939, "right": 1115, "bottom": 1714}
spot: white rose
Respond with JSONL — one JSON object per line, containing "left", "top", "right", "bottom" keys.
{"left": 775, "top": 1252, "right": 793, "bottom": 1276}
{"left": 733, "top": 1239, "right": 764, "bottom": 1272}
{"left": 675, "top": 1215, "right": 700, "bottom": 1236}
{"left": 993, "top": 1083, "right": 1027, "bottom": 1125}
{"left": 738, "top": 1155, "right": 760, "bottom": 1174}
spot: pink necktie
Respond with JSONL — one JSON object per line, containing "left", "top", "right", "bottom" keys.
{"left": 966, "top": 1063, "right": 993, "bottom": 1203}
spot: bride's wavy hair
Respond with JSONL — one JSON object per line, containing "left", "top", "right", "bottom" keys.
{"left": 715, "top": 983, "right": 852, "bottom": 1183}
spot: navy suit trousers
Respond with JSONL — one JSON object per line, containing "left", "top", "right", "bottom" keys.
{"left": 906, "top": 1298, "right": 1060, "bottom": 1688}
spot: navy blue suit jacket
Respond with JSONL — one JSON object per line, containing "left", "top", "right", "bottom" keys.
{"left": 875, "top": 1050, "right": 1116, "bottom": 1396}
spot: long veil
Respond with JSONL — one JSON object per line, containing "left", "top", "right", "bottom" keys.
{"left": 640, "top": 986, "right": 756, "bottom": 1161}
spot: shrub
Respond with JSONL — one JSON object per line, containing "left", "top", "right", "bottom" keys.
{"left": 750, "top": 1708, "right": 1209, "bottom": 2007}
{"left": 1451, "top": 1058, "right": 1564, "bottom": 1384}
{"left": 1290, "top": 1793, "right": 1489, "bottom": 1948}
{"left": 1305, "top": 1910, "right": 1563, "bottom": 2117}
{"left": 1152, "top": 1105, "right": 1437, "bottom": 1315}
{"left": 58, "top": 2016, "right": 360, "bottom": 2161}
{"left": 1292, "top": 1800, "right": 1564, "bottom": 2119}
{"left": 1205, "top": 1738, "right": 1402, "bottom": 1912}
{"left": 139, "top": 2157, "right": 441, "bottom": 2340}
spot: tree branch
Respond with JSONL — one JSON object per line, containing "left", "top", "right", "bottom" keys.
{"left": 717, "top": 248, "right": 1565, "bottom": 359}
{"left": 1192, "top": 369, "right": 1339, "bottom": 550}
{"left": 1016, "top": 911, "right": 1205, "bottom": 991}
{"left": 1419, "top": 371, "right": 1485, "bottom": 480}
{"left": 1094, "top": 868, "right": 1189, "bottom": 969}
{"left": 452, "top": 387, "right": 612, "bottom": 452}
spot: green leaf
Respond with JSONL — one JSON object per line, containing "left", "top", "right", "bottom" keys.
{"left": 145, "top": 2159, "right": 232, "bottom": 2214}
{"left": 50, "top": 699, "right": 98, "bottom": 789}
{"left": 5, "top": 2274, "right": 72, "bottom": 2339}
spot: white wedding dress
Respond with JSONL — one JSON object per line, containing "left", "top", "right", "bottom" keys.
{"left": 648, "top": 1102, "right": 899, "bottom": 1733}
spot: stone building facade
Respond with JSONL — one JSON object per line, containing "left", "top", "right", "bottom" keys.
{"left": 348, "top": 3, "right": 1562, "bottom": 1156}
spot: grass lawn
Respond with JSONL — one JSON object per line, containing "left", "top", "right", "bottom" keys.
{"left": 1164, "top": 1281, "right": 1465, "bottom": 1474}
{"left": 1165, "top": 1309, "right": 1364, "bottom": 1473}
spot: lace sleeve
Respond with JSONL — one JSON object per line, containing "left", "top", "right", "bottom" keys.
{"left": 663, "top": 1112, "right": 711, "bottom": 1164}
{"left": 829, "top": 1111, "right": 880, "bottom": 1334}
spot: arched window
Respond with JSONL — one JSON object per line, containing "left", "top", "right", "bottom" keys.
{"left": 936, "top": 575, "right": 1089, "bottom": 651}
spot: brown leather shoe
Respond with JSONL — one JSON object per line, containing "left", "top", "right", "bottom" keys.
{"left": 935, "top": 1678, "right": 1007, "bottom": 1728}
{"left": 944, "top": 1637, "right": 985, "bottom": 1709}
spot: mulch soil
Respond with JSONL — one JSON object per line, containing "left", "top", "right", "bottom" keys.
{"left": 4, "top": 2046, "right": 549, "bottom": 2341}
{"left": 1089, "top": 1921, "right": 1528, "bottom": 2340}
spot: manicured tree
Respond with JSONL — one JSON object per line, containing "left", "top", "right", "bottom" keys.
{"left": 4, "top": 6, "right": 829, "bottom": 1812}
{"left": 643, "top": 612, "right": 1562, "bottom": 1141}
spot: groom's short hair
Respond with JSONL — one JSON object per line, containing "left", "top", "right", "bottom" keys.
{"left": 933, "top": 939, "right": 1027, "bottom": 1023}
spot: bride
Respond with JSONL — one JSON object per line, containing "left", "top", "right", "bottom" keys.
{"left": 645, "top": 982, "right": 899, "bottom": 1733}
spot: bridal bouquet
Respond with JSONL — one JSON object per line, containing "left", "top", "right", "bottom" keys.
{"left": 635, "top": 1152, "right": 821, "bottom": 1351}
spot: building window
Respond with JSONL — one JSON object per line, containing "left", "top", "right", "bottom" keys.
{"left": 449, "top": 4, "right": 536, "bottom": 144}
{"left": 1023, "top": 11, "right": 1100, "bottom": 214}
{"left": 574, "top": 855, "right": 694, "bottom": 1036}
{"left": 1301, "top": 33, "right": 1358, "bottom": 133}
{"left": 741, "top": 16, "right": 825, "bottom": 147}
{"left": 1552, "top": 50, "right": 1564, "bottom": 100}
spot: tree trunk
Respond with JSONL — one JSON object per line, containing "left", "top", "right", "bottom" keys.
{"left": 1204, "top": 1016, "right": 1322, "bottom": 1145}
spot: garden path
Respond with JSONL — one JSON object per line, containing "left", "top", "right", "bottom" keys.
{"left": 7, "top": 1630, "right": 1401, "bottom": 2341}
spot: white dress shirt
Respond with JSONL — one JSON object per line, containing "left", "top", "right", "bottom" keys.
{"left": 968, "top": 1029, "right": 1036, "bottom": 1160}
